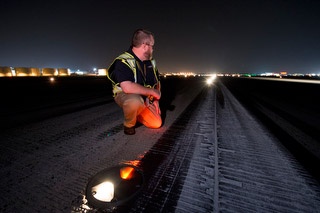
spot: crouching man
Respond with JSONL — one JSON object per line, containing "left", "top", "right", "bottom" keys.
{"left": 107, "top": 29, "right": 162, "bottom": 135}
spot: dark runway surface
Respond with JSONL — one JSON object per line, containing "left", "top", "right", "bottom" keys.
{"left": 0, "top": 76, "right": 320, "bottom": 212}
{"left": 220, "top": 77, "right": 320, "bottom": 181}
{"left": 0, "top": 76, "right": 112, "bottom": 129}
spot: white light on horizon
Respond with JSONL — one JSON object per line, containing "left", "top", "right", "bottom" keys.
{"left": 206, "top": 74, "right": 216, "bottom": 85}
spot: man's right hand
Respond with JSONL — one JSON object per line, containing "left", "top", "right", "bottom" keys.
{"left": 151, "top": 89, "right": 161, "bottom": 100}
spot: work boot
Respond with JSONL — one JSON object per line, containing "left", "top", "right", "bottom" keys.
{"left": 124, "top": 126, "right": 135, "bottom": 135}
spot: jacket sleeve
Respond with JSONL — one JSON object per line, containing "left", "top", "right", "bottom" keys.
{"left": 112, "top": 60, "right": 135, "bottom": 83}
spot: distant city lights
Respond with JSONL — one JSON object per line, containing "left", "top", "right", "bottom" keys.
{"left": 1, "top": 66, "right": 320, "bottom": 79}
{"left": 98, "top": 69, "right": 107, "bottom": 76}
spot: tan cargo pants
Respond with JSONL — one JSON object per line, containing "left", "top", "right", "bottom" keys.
{"left": 114, "top": 92, "right": 162, "bottom": 128}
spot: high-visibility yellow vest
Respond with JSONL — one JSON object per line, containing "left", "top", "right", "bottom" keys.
{"left": 107, "top": 52, "right": 159, "bottom": 96}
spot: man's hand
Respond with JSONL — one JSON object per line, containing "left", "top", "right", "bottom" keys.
{"left": 120, "top": 81, "right": 161, "bottom": 99}
{"left": 151, "top": 89, "right": 161, "bottom": 100}
{"left": 153, "top": 100, "right": 161, "bottom": 115}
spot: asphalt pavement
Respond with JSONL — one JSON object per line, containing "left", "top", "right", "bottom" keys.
{"left": 0, "top": 77, "right": 319, "bottom": 212}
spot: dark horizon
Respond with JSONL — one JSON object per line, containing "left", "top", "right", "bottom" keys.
{"left": 1, "top": 0, "right": 320, "bottom": 74}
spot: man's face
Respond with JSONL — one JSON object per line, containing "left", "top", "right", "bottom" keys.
{"left": 143, "top": 36, "right": 154, "bottom": 60}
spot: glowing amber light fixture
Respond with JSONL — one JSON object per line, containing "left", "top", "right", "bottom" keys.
{"left": 120, "top": 167, "right": 134, "bottom": 180}
{"left": 86, "top": 165, "right": 144, "bottom": 209}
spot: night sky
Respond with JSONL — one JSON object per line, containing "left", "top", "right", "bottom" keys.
{"left": 1, "top": 0, "right": 320, "bottom": 74}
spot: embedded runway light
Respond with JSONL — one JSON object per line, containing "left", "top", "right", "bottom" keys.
{"left": 120, "top": 166, "right": 135, "bottom": 180}
{"left": 206, "top": 74, "right": 216, "bottom": 85}
{"left": 85, "top": 165, "right": 144, "bottom": 210}
{"left": 92, "top": 181, "right": 114, "bottom": 202}
{"left": 50, "top": 77, "right": 55, "bottom": 82}
{"left": 207, "top": 78, "right": 214, "bottom": 85}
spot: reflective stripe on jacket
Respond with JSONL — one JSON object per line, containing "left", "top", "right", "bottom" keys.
{"left": 107, "top": 52, "right": 159, "bottom": 96}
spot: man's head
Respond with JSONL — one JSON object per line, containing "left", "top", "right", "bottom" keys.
{"left": 132, "top": 29, "right": 154, "bottom": 60}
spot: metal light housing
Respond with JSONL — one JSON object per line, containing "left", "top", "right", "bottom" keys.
{"left": 85, "top": 165, "right": 144, "bottom": 210}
